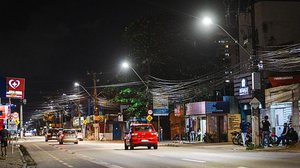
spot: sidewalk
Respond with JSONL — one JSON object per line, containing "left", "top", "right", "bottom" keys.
{"left": 159, "top": 140, "right": 300, "bottom": 152}
{"left": 0, "top": 143, "right": 23, "bottom": 168}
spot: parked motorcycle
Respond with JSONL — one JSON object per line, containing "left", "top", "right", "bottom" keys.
{"left": 231, "top": 131, "right": 242, "bottom": 145}
{"left": 231, "top": 131, "right": 252, "bottom": 146}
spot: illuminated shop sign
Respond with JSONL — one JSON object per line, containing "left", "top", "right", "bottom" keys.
{"left": 239, "top": 78, "right": 249, "bottom": 96}
{"left": 6, "top": 77, "right": 25, "bottom": 99}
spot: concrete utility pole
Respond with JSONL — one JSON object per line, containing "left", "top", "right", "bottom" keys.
{"left": 250, "top": 1, "right": 261, "bottom": 147}
{"left": 250, "top": 97, "right": 260, "bottom": 146}
{"left": 92, "top": 73, "right": 99, "bottom": 116}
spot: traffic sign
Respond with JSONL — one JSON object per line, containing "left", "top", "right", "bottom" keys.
{"left": 146, "top": 115, "right": 153, "bottom": 122}
{"left": 12, "top": 112, "right": 19, "bottom": 119}
{"left": 83, "top": 119, "right": 88, "bottom": 125}
{"left": 148, "top": 110, "right": 153, "bottom": 115}
{"left": 250, "top": 97, "right": 260, "bottom": 109}
{"left": 14, "top": 119, "right": 20, "bottom": 125}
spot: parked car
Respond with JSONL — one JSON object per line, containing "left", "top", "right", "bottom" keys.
{"left": 124, "top": 123, "right": 158, "bottom": 150}
{"left": 45, "top": 128, "right": 61, "bottom": 142}
{"left": 25, "top": 131, "right": 33, "bottom": 137}
{"left": 58, "top": 129, "right": 78, "bottom": 144}
{"left": 76, "top": 129, "right": 83, "bottom": 141}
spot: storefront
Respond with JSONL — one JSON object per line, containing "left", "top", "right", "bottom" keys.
{"left": 265, "top": 83, "right": 300, "bottom": 136}
{"left": 185, "top": 101, "right": 229, "bottom": 142}
{"left": 185, "top": 102, "right": 206, "bottom": 140}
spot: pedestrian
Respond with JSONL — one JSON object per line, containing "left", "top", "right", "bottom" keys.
{"left": 190, "top": 129, "right": 195, "bottom": 142}
{"left": 197, "top": 128, "right": 202, "bottom": 142}
{"left": 261, "top": 116, "right": 271, "bottom": 147}
{"left": 0, "top": 125, "right": 9, "bottom": 157}
{"left": 159, "top": 126, "right": 163, "bottom": 141}
{"left": 240, "top": 119, "right": 248, "bottom": 147}
{"left": 277, "top": 123, "right": 289, "bottom": 146}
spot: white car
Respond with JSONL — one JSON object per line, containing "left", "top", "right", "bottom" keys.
{"left": 25, "top": 131, "right": 33, "bottom": 137}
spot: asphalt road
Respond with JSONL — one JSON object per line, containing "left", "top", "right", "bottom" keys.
{"left": 22, "top": 136, "right": 300, "bottom": 168}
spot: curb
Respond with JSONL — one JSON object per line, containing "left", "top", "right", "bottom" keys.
{"left": 18, "top": 145, "right": 37, "bottom": 168}
{"left": 18, "top": 147, "right": 27, "bottom": 168}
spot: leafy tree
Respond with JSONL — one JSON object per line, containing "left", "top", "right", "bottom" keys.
{"left": 112, "top": 87, "right": 148, "bottom": 119}
{"left": 122, "top": 13, "right": 219, "bottom": 80}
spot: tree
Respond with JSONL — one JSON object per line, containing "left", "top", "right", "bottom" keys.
{"left": 122, "top": 13, "right": 219, "bottom": 80}
{"left": 112, "top": 87, "right": 148, "bottom": 119}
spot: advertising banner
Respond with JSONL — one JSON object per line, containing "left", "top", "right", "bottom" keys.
{"left": 186, "top": 101, "right": 229, "bottom": 115}
{"left": 6, "top": 77, "right": 26, "bottom": 99}
{"left": 186, "top": 102, "right": 206, "bottom": 116}
{"left": 153, "top": 94, "right": 169, "bottom": 116}
{"left": 0, "top": 105, "right": 10, "bottom": 119}
{"left": 269, "top": 75, "right": 300, "bottom": 87}
{"left": 227, "top": 114, "right": 241, "bottom": 142}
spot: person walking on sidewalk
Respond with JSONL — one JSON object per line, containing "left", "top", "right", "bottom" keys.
{"left": 0, "top": 125, "right": 9, "bottom": 157}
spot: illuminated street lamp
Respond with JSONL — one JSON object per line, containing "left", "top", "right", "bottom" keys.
{"left": 202, "top": 16, "right": 261, "bottom": 146}
{"left": 74, "top": 82, "right": 93, "bottom": 98}
{"left": 121, "top": 61, "right": 148, "bottom": 90}
{"left": 202, "top": 16, "right": 251, "bottom": 57}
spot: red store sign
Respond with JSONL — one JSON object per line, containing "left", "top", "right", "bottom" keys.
{"left": 6, "top": 77, "right": 25, "bottom": 99}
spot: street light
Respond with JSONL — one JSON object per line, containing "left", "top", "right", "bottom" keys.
{"left": 74, "top": 82, "right": 93, "bottom": 98}
{"left": 201, "top": 17, "right": 252, "bottom": 57}
{"left": 121, "top": 61, "right": 149, "bottom": 90}
{"left": 202, "top": 16, "right": 261, "bottom": 146}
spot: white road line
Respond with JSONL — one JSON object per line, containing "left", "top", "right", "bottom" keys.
{"left": 182, "top": 158, "right": 207, "bottom": 163}
{"left": 76, "top": 153, "right": 125, "bottom": 168}
{"left": 33, "top": 144, "right": 74, "bottom": 168}
{"left": 150, "top": 154, "right": 165, "bottom": 157}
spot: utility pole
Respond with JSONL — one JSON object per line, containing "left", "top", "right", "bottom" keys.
{"left": 92, "top": 73, "right": 99, "bottom": 116}
{"left": 250, "top": 1, "right": 261, "bottom": 147}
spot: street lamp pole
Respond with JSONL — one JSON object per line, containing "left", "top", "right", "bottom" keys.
{"left": 202, "top": 17, "right": 252, "bottom": 57}
{"left": 74, "top": 82, "right": 93, "bottom": 98}
{"left": 202, "top": 17, "right": 260, "bottom": 146}
{"left": 121, "top": 62, "right": 149, "bottom": 90}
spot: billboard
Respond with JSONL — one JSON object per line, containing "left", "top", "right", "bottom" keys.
{"left": 6, "top": 77, "right": 25, "bottom": 99}
{"left": 0, "top": 105, "right": 11, "bottom": 119}
{"left": 186, "top": 102, "right": 206, "bottom": 116}
{"left": 153, "top": 94, "right": 169, "bottom": 116}
{"left": 186, "top": 101, "right": 230, "bottom": 115}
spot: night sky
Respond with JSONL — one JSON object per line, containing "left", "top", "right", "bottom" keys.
{"left": 0, "top": 0, "right": 224, "bottom": 114}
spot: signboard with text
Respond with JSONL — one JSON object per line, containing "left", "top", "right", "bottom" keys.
{"left": 6, "top": 77, "right": 26, "bottom": 99}
{"left": 153, "top": 94, "right": 169, "bottom": 116}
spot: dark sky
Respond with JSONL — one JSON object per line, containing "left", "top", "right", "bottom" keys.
{"left": 0, "top": 0, "right": 224, "bottom": 113}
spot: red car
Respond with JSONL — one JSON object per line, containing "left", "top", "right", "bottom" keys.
{"left": 124, "top": 123, "right": 158, "bottom": 150}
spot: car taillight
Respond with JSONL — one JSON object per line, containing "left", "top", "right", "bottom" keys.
{"left": 151, "top": 132, "right": 158, "bottom": 137}
{"left": 131, "top": 133, "right": 138, "bottom": 136}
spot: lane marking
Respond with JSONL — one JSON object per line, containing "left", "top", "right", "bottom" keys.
{"left": 182, "top": 158, "right": 207, "bottom": 163}
{"left": 33, "top": 144, "right": 74, "bottom": 168}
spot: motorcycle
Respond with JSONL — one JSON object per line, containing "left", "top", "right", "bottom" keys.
{"left": 231, "top": 131, "right": 242, "bottom": 145}
{"left": 231, "top": 131, "right": 252, "bottom": 146}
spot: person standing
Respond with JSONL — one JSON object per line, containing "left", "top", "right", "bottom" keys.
{"left": 197, "top": 128, "right": 202, "bottom": 142}
{"left": 240, "top": 119, "right": 248, "bottom": 147}
{"left": 159, "top": 126, "right": 163, "bottom": 141}
{"left": 262, "top": 116, "right": 271, "bottom": 147}
{"left": 0, "top": 125, "right": 9, "bottom": 157}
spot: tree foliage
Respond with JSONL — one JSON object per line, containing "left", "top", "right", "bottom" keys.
{"left": 122, "top": 13, "right": 219, "bottom": 80}
{"left": 112, "top": 87, "right": 148, "bottom": 118}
